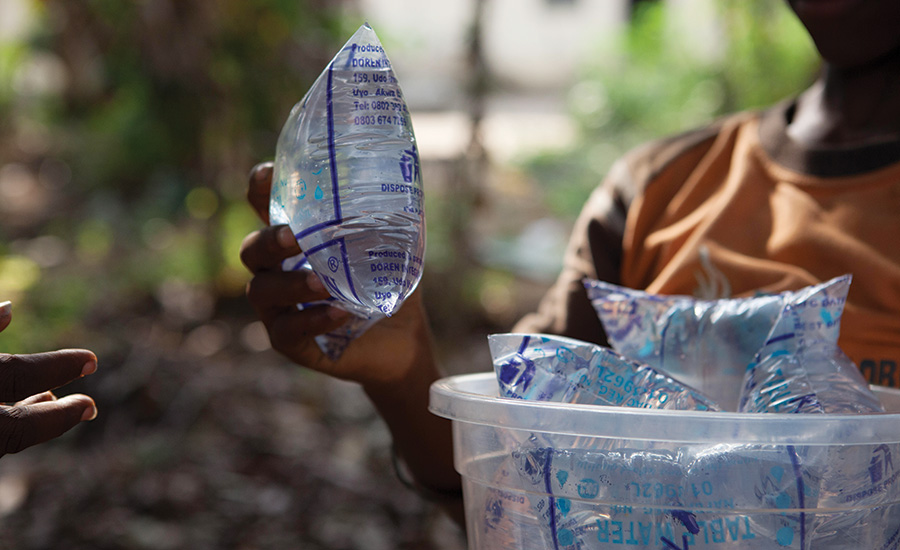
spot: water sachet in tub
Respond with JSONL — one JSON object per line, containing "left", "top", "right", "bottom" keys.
{"left": 270, "top": 24, "right": 425, "bottom": 360}
{"left": 505, "top": 444, "right": 696, "bottom": 549}
{"left": 486, "top": 334, "right": 826, "bottom": 548}
{"left": 488, "top": 333, "right": 708, "bottom": 548}
{"left": 738, "top": 274, "right": 883, "bottom": 414}
{"left": 731, "top": 275, "right": 895, "bottom": 548}
{"left": 488, "top": 333, "right": 720, "bottom": 411}
{"left": 584, "top": 279, "right": 788, "bottom": 411}
{"left": 486, "top": 327, "right": 897, "bottom": 548}
{"left": 681, "top": 443, "right": 824, "bottom": 549}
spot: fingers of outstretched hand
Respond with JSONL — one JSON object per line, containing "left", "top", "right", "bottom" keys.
{"left": 17, "top": 391, "right": 57, "bottom": 406}
{"left": 0, "top": 394, "right": 96, "bottom": 455}
{"left": 0, "top": 301, "right": 11, "bottom": 333}
{"left": 0, "top": 349, "right": 97, "bottom": 403}
{"left": 248, "top": 162, "right": 274, "bottom": 224}
{"left": 240, "top": 225, "right": 302, "bottom": 273}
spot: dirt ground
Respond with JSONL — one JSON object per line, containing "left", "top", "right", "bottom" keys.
{"left": 0, "top": 296, "right": 481, "bottom": 550}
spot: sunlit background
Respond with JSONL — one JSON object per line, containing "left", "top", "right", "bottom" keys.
{"left": 0, "top": 1, "right": 817, "bottom": 548}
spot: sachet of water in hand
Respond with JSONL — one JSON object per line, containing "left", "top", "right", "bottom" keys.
{"left": 270, "top": 24, "right": 425, "bottom": 360}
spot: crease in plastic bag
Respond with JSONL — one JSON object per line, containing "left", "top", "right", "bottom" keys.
{"left": 270, "top": 23, "right": 425, "bottom": 360}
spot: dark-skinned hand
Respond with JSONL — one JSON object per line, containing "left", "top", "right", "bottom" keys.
{"left": 239, "top": 162, "right": 462, "bottom": 518}
{"left": 0, "top": 301, "right": 98, "bottom": 457}
{"left": 239, "top": 162, "right": 435, "bottom": 388}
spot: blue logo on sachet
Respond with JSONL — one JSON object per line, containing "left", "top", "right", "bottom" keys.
{"left": 399, "top": 147, "right": 418, "bottom": 183}
{"left": 870, "top": 444, "right": 894, "bottom": 484}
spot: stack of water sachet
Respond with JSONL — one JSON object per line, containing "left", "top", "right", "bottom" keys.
{"left": 484, "top": 275, "right": 899, "bottom": 549}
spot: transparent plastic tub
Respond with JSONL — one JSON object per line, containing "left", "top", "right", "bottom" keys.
{"left": 430, "top": 372, "right": 900, "bottom": 550}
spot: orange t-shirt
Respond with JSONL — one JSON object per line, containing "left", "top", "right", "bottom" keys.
{"left": 515, "top": 100, "right": 900, "bottom": 388}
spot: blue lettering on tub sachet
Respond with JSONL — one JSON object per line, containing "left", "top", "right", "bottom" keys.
{"left": 488, "top": 333, "right": 721, "bottom": 411}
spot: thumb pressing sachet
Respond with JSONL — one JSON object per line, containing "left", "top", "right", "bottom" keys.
{"left": 270, "top": 24, "right": 425, "bottom": 360}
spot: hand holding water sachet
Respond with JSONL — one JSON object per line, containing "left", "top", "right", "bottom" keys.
{"left": 270, "top": 24, "right": 425, "bottom": 360}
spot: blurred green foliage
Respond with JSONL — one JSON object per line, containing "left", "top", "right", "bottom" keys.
{"left": 0, "top": 0, "right": 822, "bottom": 356}
{"left": 0, "top": 0, "right": 353, "bottom": 353}
{"left": 525, "top": 0, "right": 820, "bottom": 218}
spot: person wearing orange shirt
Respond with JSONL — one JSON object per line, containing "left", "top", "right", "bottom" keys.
{"left": 239, "top": 0, "right": 900, "bottom": 523}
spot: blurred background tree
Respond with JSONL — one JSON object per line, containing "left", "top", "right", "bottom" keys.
{"left": 524, "top": 0, "right": 818, "bottom": 217}
{"left": 0, "top": 0, "right": 352, "bottom": 355}
{"left": 0, "top": 0, "right": 819, "bottom": 548}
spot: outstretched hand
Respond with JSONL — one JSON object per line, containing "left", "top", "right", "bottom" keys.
{"left": 0, "top": 301, "right": 98, "bottom": 457}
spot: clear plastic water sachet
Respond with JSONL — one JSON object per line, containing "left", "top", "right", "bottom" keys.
{"left": 477, "top": 277, "right": 898, "bottom": 549}
{"left": 584, "top": 280, "right": 786, "bottom": 411}
{"left": 487, "top": 334, "right": 716, "bottom": 547}
{"left": 739, "top": 274, "right": 884, "bottom": 414}
{"left": 735, "top": 274, "right": 894, "bottom": 549}
{"left": 488, "top": 333, "right": 721, "bottom": 411}
{"left": 270, "top": 23, "right": 425, "bottom": 360}
{"left": 505, "top": 444, "right": 695, "bottom": 547}
{"left": 584, "top": 276, "right": 854, "bottom": 412}
{"left": 498, "top": 443, "right": 832, "bottom": 550}
{"left": 477, "top": 433, "right": 899, "bottom": 549}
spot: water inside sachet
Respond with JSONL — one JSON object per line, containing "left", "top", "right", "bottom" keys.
{"left": 738, "top": 274, "right": 883, "bottom": 414}
{"left": 269, "top": 23, "right": 425, "bottom": 359}
{"left": 584, "top": 279, "right": 787, "bottom": 412}
{"left": 489, "top": 333, "right": 721, "bottom": 411}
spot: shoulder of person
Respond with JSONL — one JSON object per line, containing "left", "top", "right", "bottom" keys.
{"left": 615, "top": 109, "right": 762, "bottom": 195}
